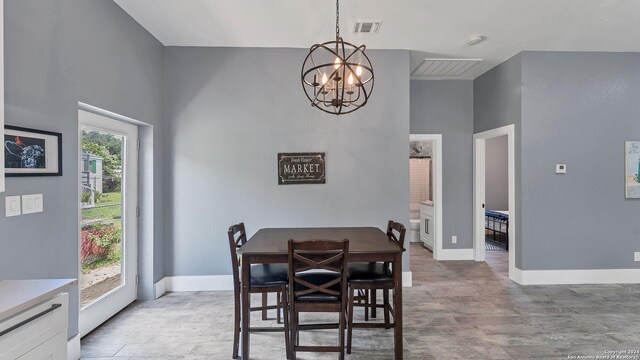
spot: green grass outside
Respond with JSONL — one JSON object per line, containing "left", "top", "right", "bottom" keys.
{"left": 82, "top": 192, "right": 122, "bottom": 222}
{"left": 82, "top": 205, "right": 121, "bottom": 221}
{"left": 97, "top": 192, "right": 121, "bottom": 206}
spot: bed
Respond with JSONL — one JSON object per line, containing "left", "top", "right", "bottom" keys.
{"left": 485, "top": 210, "right": 509, "bottom": 250}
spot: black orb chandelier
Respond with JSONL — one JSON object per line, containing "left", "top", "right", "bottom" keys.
{"left": 301, "top": 0, "right": 374, "bottom": 115}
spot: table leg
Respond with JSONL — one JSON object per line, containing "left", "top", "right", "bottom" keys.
{"left": 241, "top": 254, "right": 250, "bottom": 359}
{"left": 392, "top": 253, "right": 403, "bottom": 360}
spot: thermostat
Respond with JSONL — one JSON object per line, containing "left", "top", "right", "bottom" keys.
{"left": 556, "top": 164, "right": 567, "bottom": 174}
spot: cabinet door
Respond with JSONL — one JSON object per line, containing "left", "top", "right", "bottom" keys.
{"left": 16, "top": 332, "right": 66, "bottom": 360}
{"left": 423, "top": 215, "right": 434, "bottom": 249}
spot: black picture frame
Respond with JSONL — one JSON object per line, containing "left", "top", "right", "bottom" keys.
{"left": 4, "top": 125, "right": 63, "bottom": 177}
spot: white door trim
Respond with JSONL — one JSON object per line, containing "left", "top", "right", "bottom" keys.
{"left": 473, "top": 124, "right": 517, "bottom": 282}
{"left": 409, "top": 134, "right": 443, "bottom": 260}
{"left": 78, "top": 108, "right": 139, "bottom": 336}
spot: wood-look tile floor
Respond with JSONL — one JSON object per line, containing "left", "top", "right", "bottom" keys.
{"left": 81, "top": 243, "right": 640, "bottom": 359}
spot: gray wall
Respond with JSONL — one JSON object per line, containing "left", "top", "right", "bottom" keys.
{"left": 410, "top": 80, "right": 474, "bottom": 249}
{"left": 0, "top": 0, "right": 165, "bottom": 337}
{"left": 520, "top": 52, "right": 640, "bottom": 270}
{"left": 485, "top": 135, "right": 508, "bottom": 210}
{"left": 163, "top": 47, "right": 411, "bottom": 274}
{"left": 474, "top": 54, "right": 523, "bottom": 267}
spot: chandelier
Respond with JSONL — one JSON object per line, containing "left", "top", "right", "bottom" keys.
{"left": 301, "top": 0, "right": 374, "bottom": 115}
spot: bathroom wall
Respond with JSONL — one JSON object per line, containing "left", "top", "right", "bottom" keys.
{"left": 409, "top": 157, "right": 431, "bottom": 219}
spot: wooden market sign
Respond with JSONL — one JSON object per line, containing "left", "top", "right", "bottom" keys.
{"left": 278, "top": 152, "right": 326, "bottom": 185}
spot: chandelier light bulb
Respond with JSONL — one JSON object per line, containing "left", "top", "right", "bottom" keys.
{"left": 321, "top": 73, "right": 328, "bottom": 85}
{"left": 348, "top": 73, "right": 354, "bottom": 85}
{"left": 333, "top": 57, "right": 342, "bottom": 70}
{"left": 356, "top": 65, "right": 362, "bottom": 77}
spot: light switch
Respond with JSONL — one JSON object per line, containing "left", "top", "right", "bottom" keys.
{"left": 5, "top": 196, "right": 21, "bottom": 217}
{"left": 22, "top": 194, "right": 43, "bottom": 215}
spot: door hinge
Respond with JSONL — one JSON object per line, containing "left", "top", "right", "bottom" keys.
{"left": 136, "top": 138, "right": 140, "bottom": 150}
{"left": 136, "top": 275, "right": 139, "bottom": 286}
{"left": 136, "top": 206, "right": 140, "bottom": 218}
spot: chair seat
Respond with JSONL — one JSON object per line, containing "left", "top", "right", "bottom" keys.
{"left": 348, "top": 263, "right": 392, "bottom": 284}
{"left": 250, "top": 263, "right": 288, "bottom": 286}
{"left": 295, "top": 272, "right": 341, "bottom": 302}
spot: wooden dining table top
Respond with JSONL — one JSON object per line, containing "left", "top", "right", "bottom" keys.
{"left": 240, "top": 227, "right": 405, "bottom": 256}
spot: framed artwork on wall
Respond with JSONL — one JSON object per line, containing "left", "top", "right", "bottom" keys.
{"left": 277, "top": 152, "right": 326, "bottom": 185}
{"left": 4, "top": 125, "right": 63, "bottom": 176}
{"left": 625, "top": 141, "right": 640, "bottom": 199}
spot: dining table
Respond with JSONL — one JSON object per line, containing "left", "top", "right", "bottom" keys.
{"left": 238, "top": 226, "right": 405, "bottom": 359}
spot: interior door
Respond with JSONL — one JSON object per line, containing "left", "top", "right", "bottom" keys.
{"left": 78, "top": 109, "right": 138, "bottom": 336}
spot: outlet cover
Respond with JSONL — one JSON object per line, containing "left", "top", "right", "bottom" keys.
{"left": 556, "top": 164, "right": 567, "bottom": 174}
{"left": 22, "top": 194, "right": 43, "bottom": 215}
{"left": 5, "top": 196, "right": 21, "bottom": 217}
{"left": 635, "top": 252, "right": 640, "bottom": 262}
{"left": 452, "top": 236, "right": 457, "bottom": 244}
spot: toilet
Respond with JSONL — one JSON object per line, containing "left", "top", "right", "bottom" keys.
{"left": 409, "top": 218, "right": 420, "bottom": 243}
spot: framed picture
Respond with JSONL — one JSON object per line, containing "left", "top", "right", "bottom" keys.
{"left": 4, "top": 125, "right": 62, "bottom": 176}
{"left": 278, "top": 152, "right": 326, "bottom": 185}
{"left": 625, "top": 141, "right": 640, "bottom": 199}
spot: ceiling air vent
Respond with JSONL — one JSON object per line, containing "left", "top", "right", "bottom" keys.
{"left": 354, "top": 21, "right": 382, "bottom": 33}
{"left": 412, "top": 58, "right": 483, "bottom": 77}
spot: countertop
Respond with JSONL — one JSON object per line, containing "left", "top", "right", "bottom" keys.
{"left": 420, "top": 200, "right": 434, "bottom": 207}
{"left": 0, "top": 279, "right": 77, "bottom": 322}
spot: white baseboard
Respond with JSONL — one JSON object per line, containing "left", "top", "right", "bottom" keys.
{"left": 511, "top": 267, "right": 523, "bottom": 284}
{"left": 162, "top": 271, "right": 414, "bottom": 292}
{"left": 67, "top": 335, "right": 80, "bottom": 360}
{"left": 513, "top": 268, "right": 640, "bottom": 285}
{"left": 435, "top": 248, "right": 474, "bottom": 261}
{"left": 402, "top": 271, "right": 412, "bottom": 287}
{"left": 154, "top": 277, "right": 166, "bottom": 299}
{"left": 165, "top": 275, "right": 235, "bottom": 291}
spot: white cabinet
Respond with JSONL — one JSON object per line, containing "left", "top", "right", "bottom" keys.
{"left": 17, "top": 332, "right": 66, "bottom": 360}
{"left": 419, "top": 203, "right": 434, "bottom": 250}
{"left": 0, "top": 293, "right": 68, "bottom": 360}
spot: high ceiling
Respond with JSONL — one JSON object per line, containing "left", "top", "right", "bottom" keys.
{"left": 114, "top": 0, "right": 640, "bottom": 79}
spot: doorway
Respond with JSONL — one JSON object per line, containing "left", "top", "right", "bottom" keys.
{"left": 78, "top": 109, "right": 138, "bottom": 336}
{"left": 409, "top": 134, "right": 443, "bottom": 259}
{"left": 473, "top": 125, "right": 516, "bottom": 280}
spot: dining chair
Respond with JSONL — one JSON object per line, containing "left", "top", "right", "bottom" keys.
{"left": 346, "top": 220, "right": 406, "bottom": 354}
{"left": 287, "top": 239, "right": 350, "bottom": 360}
{"left": 228, "top": 223, "right": 290, "bottom": 359}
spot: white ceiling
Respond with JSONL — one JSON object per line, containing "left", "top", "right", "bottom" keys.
{"left": 114, "top": 0, "right": 640, "bottom": 79}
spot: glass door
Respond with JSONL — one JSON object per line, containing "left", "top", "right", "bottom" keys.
{"left": 78, "top": 109, "right": 138, "bottom": 336}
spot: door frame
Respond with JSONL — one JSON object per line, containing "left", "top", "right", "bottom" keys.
{"left": 473, "top": 124, "right": 516, "bottom": 280}
{"left": 78, "top": 107, "right": 139, "bottom": 336}
{"left": 410, "top": 134, "right": 443, "bottom": 260}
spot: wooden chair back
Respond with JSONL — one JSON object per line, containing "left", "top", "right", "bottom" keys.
{"left": 386, "top": 220, "right": 406, "bottom": 250}
{"left": 287, "top": 239, "right": 349, "bottom": 302}
{"left": 227, "top": 222, "right": 248, "bottom": 290}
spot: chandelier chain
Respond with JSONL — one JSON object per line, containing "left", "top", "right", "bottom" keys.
{"left": 336, "top": 0, "right": 340, "bottom": 40}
